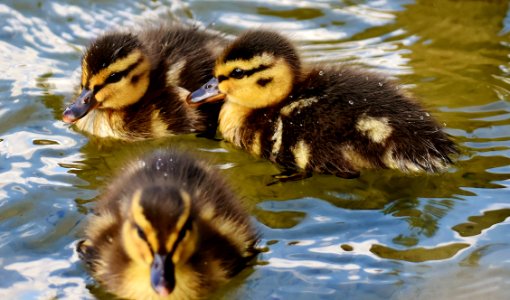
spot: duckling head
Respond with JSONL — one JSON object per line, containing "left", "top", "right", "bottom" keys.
{"left": 121, "top": 186, "right": 197, "bottom": 297}
{"left": 189, "top": 30, "right": 300, "bottom": 109}
{"left": 63, "top": 33, "right": 151, "bottom": 123}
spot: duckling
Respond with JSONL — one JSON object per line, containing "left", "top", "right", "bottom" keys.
{"left": 188, "top": 30, "right": 458, "bottom": 179}
{"left": 63, "top": 24, "right": 226, "bottom": 140}
{"left": 77, "top": 150, "right": 259, "bottom": 300}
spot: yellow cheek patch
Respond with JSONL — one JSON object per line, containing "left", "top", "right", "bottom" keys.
{"left": 94, "top": 59, "right": 150, "bottom": 108}
{"left": 218, "top": 81, "right": 231, "bottom": 94}
{"left": 130, "top": 189, "right": 159, "bottom": 253}
{"left": 263, "top": 59, "right": 293, "bottom": 102}
{"left": 165, "top": 191, "right": 192, "bottom": 253}
{"left": 122, "top": 222, "right": 153, "bottom": 265}
{"left": 119, "top": 261, "right": 152, "bottom": 300}
{"left": 94, "top": 86, "right": 111, "bottom": 103}
{"left": 89, "top": 50, "right": 143, "bottom": 88}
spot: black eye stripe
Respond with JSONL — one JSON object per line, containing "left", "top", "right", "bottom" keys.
{"left": 170, "top": 216, "right": 193, "bottom": 254}
{"left": 93, "top": 84, "right": 104, "bottom": 94}
{"left": 243, "top": 64, "right": 271, "bottom": 77}
{"left": 218, "top": 75, "right": 228, "bottom": 83}
{"left": 102, "top": 56, "right": 144, "bottom": 85}
{"left": 135, "top": 223, "right": 148, "bottom": 241}
{"left": 133, "top": 223, "right": 155, "bottom": 255}
{"left": 257, "top": 77, "right": 273, "bottom": 87}
{"left": 105, "top": 72, "right": 122, "bottom": 84}
{"left": 222, "top": 64, "right": 272, "bottom": 80}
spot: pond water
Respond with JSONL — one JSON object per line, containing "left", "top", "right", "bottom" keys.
{"left": 1, "top": 0, "right": 510, "bottom": 299}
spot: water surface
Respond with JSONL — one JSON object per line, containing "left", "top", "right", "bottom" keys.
{"left": 1, "top": 0, "right": 510, "bottom": 299}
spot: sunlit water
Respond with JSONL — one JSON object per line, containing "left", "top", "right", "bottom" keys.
{"left": 1, "top": 0, "right": 510, "bottom": 299}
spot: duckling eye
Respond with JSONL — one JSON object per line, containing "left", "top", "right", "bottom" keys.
{"left": 135, "top": 224, "right": 147, "bottom": 241}
{"left": 106, "top": 72, "right": 123, "bottom": 84}
{"left": 229, "top": 68, "right": 245, "bottom": 79}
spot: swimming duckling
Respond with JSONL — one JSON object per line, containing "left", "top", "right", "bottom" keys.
{"left": 189, "top": 30, "right": 457, "bottom": 179}
{"left": 63, "top": 24, "right": 226, "bottom": 140}
{"left": 77, "top": 150, "right": 259, "bottom": 299}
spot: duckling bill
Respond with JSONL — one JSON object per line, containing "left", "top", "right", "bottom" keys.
{"left": 189, "top": 30, "right": 458, "bottom": 178}
{"left": 64, "top": 24, "right": 226, "bottom": 140}
{"left": 77, "top": 150, "right": 259, "bottom": 299}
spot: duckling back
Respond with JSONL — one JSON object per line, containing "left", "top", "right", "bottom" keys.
{"left": 77, "top": 149, "right": 259, "bottom": 300}
{"left": 257, "top": 66, "right": 457, "bottom": 177}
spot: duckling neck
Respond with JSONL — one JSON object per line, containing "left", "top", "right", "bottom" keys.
{"left": 219, "top": 102, "right": 253, "bottom": 147}
{"left": 74, "top": 86, "right": 199, "bottom": 140}
{"left": 74, "top": 109, "right": 127, "bottom": 139}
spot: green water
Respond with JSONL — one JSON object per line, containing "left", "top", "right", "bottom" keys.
{"left": 1, "top": 0, "right": 510, "bottom": 299}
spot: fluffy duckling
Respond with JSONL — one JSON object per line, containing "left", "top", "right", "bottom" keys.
{"left": 189, "top": 30, "right": 458, "bottom": 179}
{"left": 77, "top": 150, "right": 259, "bottom": 299}
{"left": 63, "top": 24, "right": 225, "bottom": 140}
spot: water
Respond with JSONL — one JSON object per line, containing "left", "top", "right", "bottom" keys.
{"left": 1, "top": 0, "right": 510, "bottom": 299}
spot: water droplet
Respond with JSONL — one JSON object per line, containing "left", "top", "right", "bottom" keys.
{"left": 319, "top": 70, "right": 324, "bottom": 76}
{"left": 163, "top": 172, "right": 168, "bottom": 177}
{"left": 299, "top": 123, "right": 303, "bottom": 127}
{"left": 378, "top": 82, "right": 383, "bottom": 87}
{"left": 425, "top": 112, "right": 430, "bottom": 117}
{"left": 443, "top": 122, "right": 447, "bottom": 126}
{"left": 156, "top": 158, "right": 163, "bottom": 170}
{"left": 138, "top": 160, "right": 146, "bottom": 168}
{"left": 363, "top": 98, "right": 367, "bottom": 102}
{"left": 348, "top": 100, "right": 354, "bottom": 105}
{"left": 419, "top": 115, "right": 424, "bottom": 120}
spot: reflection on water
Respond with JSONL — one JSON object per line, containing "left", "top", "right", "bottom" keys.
{"left": 0, "top": 0, "right": 510, "bottom": 299}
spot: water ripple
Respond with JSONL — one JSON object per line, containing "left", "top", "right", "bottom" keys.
{"left": 1, "top": 0, "right": 510, "bottom": 299}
